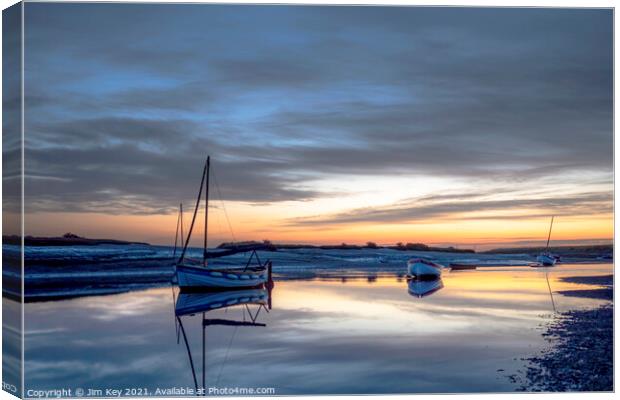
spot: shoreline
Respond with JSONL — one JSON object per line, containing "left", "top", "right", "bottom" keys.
{"left": 517, "top": 305, "right": 613, "bottom": 392}
{"left": 509, "top": 274, "right": 614, "bottom": 392}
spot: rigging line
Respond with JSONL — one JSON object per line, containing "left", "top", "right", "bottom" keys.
{"left": 173, "top": 206, "right": 181, "bottom": 257}
{"left": 178, "top": 161, "right": 208, "bottom": 264}
{"left": 180, "top": 203, "right": 184, "bottom": 251}
{"left": 214, "top": 208, "right": 225, "bottom": 246}
{"left": 173, "top": 212, "right": 179, "bottom": 257}
{"left": 211, "top": 167, "right": 237, "bottom": 243}
{"left": 246, "top": 304, "right": 261, "bottom": 323}
{"left": 215, "top": 325, "right": 238, "bottom": 387}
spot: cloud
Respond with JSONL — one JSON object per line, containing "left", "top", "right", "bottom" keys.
{"left": 287, "top": 191, "right": 613, "bottom": 226}
{"left": 25, "top": 141, "right": 324, "bottom": 214}
{"left": 20, "top": 4, "right": 613, "bottom": 216}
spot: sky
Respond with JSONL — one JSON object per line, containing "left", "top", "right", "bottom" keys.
{"left": 13, "top": 4, "right": 613, "bottom": 248}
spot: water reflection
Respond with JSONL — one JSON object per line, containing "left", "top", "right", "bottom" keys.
{"left": 22, "top": 264, "right": 612, "bottom": 394}
{"left": 174, "top": 287, "right": 272, "bottom": 395}
{"left": 407, "top": 278, "right": 444, "bottom": 298}
{"left": 175, "top": 289, "right": 271, "bottom": 317}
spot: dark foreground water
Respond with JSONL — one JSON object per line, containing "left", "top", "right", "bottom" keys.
{"left": 16, "top": 263, "right": 612, "bottom": 395}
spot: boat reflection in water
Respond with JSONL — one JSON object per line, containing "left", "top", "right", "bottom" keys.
{"left": 175, "top": 288, "right": 271, "bottom": 316}
{"left": 407, "top": 277, "right": 444, "bottom": 298}
{"left": 173, "top": 286, "right": 272, "bottom": 395}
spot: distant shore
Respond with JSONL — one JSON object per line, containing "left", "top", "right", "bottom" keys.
{"left": 218, "top": 240, "right": 613, "bottom": 257}
{"left": 2, "top": 235, "right": 613, "bottom": 258}
{"left": 483, "top": 244, "right": 613, "bottom": 258}
{"left": 2, "top": 234, "right": 149, "bottom": 247}
{"left": 217, "top": 240, "right": 475, "bottom": 253}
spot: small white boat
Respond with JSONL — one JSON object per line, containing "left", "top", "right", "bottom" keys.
{"left": 407, "top": 258, "right": 443, "bottom": 278}
{"left": 408, "top": 278, "right": 444, "bottom": 298}
{"left": 536, "top": 253, "right": 556, "bottom": 266}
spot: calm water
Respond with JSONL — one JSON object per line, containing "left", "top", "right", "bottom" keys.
{"left": 21, "top": 263, "right": 611, "bottom": 395}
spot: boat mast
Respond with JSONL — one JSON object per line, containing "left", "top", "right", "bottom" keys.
{"left": 177, "top": 160, "right": 208, "bottom": 264}
{"left": 204, "top": 156, "right": 210, "bottom": 267}
{"left": 176, "top": 317, "right": 199, "bottom": 391}
{"left": 545, "top": 216, "right": 554, "bottom": 252}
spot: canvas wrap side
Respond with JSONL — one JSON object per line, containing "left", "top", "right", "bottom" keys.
{"left": 2, "top": 2, "right": 24, "bottom": 398}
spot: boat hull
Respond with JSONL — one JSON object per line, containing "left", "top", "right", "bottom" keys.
{"left": 536, "top": 254, "right": 557, "bottom": 266}
{"left": 407, "top": 259, "right": 443, "bottom": 278}
{"left": 176, "top": 264, "right": 268, "bottom": 289}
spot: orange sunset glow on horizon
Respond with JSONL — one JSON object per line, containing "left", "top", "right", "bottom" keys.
{"left": 21, "top": 189, "right": 613, "bottom": 251}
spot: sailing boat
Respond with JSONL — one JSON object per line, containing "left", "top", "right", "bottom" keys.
{"left": 174, "top": 156, "right": 272, "bottom": 289}
{"left": 536, "top": 216, "right": 557, "bottom": 266}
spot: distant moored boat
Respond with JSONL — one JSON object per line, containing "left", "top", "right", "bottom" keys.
{"left": 407, "top": 258, "right": 443, "bottom": 278}
{"left": 536, "top": 254, "right": 556, "bottom": 266}
{"left": 536, "top": 216, "right": 557, "bottom": 267}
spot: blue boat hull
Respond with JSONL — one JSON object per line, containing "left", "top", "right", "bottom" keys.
{"left": 176, "top": 264, "right": 268, "bottom": 289}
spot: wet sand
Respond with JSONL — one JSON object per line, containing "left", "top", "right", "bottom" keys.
{"left": 519, "top": 305, "right": 613, "bottom": 391}
{"left": 515, "top": 273, "right": 613, "bottom": 391}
